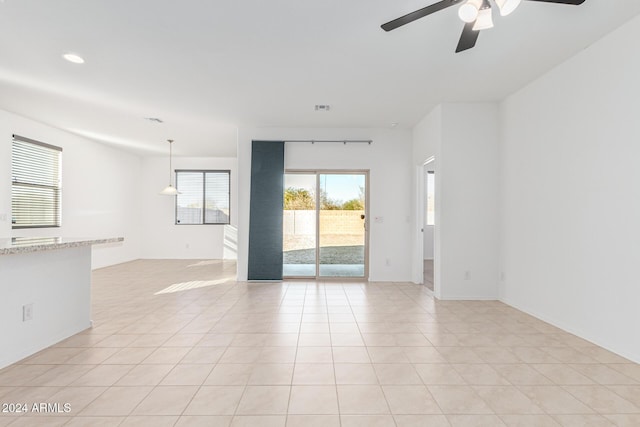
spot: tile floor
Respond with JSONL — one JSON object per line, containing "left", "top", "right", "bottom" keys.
{"left": 0, "top": 259, "right": 639, "bottom": 426}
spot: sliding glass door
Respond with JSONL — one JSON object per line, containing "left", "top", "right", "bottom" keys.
{"left": 283, "top": 171, "right": 368, "bottom": 279}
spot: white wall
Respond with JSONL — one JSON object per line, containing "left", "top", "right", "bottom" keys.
{"left": 412, "top": 104, "right": 500, "bottom": 300}
{"left": 237, "top": 127, "right": 413, "bottom": 282}
{"left": 139, "top": 156, "right": 238, "bottom": 260}
{"left": 0, "top": 109, "right": 141, "bottom": 268}
{"left": 499, "top": 15, "right": 640, "bottom": 363}
{"left": 0, "top": 246, "right": 92, "bottom": 369}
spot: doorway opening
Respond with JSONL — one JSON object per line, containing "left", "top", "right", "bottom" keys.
{"left": 283, "top": 171, "right": 369, "bottom": 279}
{"left": 423, "top": 169, "right": 435, "bottom": 291}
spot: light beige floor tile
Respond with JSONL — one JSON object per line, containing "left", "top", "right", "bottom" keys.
{"left": 219, "top": 347, "right": 262, "bottom": 364}
{"left": 0, "top": 365, "right": 54, "bottom": 386}
{"left": 79, "top": 386, "right": 152, "bottom": 416}
{"left": 610, "top": 364, "right": 640, "bottom": 382}
{"left": 71, "top": 364, "right": 135, "bottom": 386}
{"left": 608, "top": 385, "right": 640, "bottom": 406}
{"left": 563, "top": 385, "right": 640, "bottom": 414}
{"left": 531, "top": 364, "right": 594, "bottom": 385}
{"left": 331, "top": 334, "right": 365, "bottom": 347}
{"left": 403, "top": 347, "right": 448, "bottom": 364}
{"left": 6, "top": 417, "right": 71, "bottom": 426}
{"left": 336, "top": 385, "right": 390, "bottom": 414}
{"left": 298, "top": 334, "right": 332, "bottom": 347}
{"left": 184, "top": 386, "right": 245, "bottom": 415}
{"left": 163, "top": 334, "right": 206, "bottom": 347}
{"left": 427, "top": 385, "right": 493, "bottom": 414}
{"left": 23, "top": 348, "right": 84, "bottom": 364}
{"left": 382, "top": 385, "right": 441, "bottom": 414}
{"left": 492, "top": 364, "right": 553, "bottom": 385}
{"left": 142, "top": 347, "right": 190, "bottom": 364}
{"left": 568, "top": 364, "right": 638, "bottom": 385}
{"left": 64, "top": 348, "right": 121, "bottom": 365}
{"left": 551, "top": 414, "right": 615, "bottom": 426}
{"left": 447, "top": 414, "right": 507, "bottom": 426}
{"left": 160, "top": 364, "right": 214, "bottom": 385}
{"left": 286, "top": 415, "right": 340, "bottom": 427}
{"left": 394, "top": 414, "right": 451, "bottom": 427}
{"left": 47, "top": 386, "right": 107, "bottom": 415}
{"left": 58, "top": 417, "right": 126, "bottom": 427}
{"left": 180, "top": 347, "right": 226, "bottom": 364}
{"left": 367, "top": 347, "right": 410, "bottom": 363}
{"left": 103, "top": 347, "right": 156, "bottom": 364}
{"left": 499, "top": 414, "right": 561, "bottom": 426}
{"left": 517, "top": 386, "right": 594, "bottom": 414}
{"left": 236, "top": 385, "right": 291, "bottom": 415}
{"left": 335, "top": 364, "right": 378, "bottom": 385}
{"left": 436, "top": 348, "right": 484, "bottom": 364}
{"left": 293, "top": 363, "right": 335, "bottom": 384}
{"left": 115, "top": 364, "right": 174, "bottom": 386}
{"left": 374, "top": 364, "right": 422, "bottom": 385}
{"left": 248, "top": 364, "right": 294, "bottom": 385}
{"left": 132, "top": 385, "right": 199, "bottom": 415}
{"left": 288, "top": 386, "right": 339, "bottom": 414}
{"left": 230, "top": 415, "right": 286, "bottom": 426}
{"left": 28, "top": 364, "right": 96, "bottom": 386}
{"left": 452, "top": 364, "right": 510, "bottom": 385}
{"left": 603, "top": 414, "right": 640, "bottom": 427}
{"left": 415, "top": 364, "right": 466, "bottom": 385}
{"left": 174, "top": 416, "right": 232, "bottom": 426}
{"left": 295, "top": 347, "right": 334, "bottom": 363}
{"left": 333, "top": 347, "right": 370, "bottom": 363}
{"left": 341, "top": 415, "right": 396, "bottom": 426}
{"left": 473, "top": 386, "right": 544, "bottom": 414}
{"left": 205, "top": 364, "right": 253, "bottom": 385}
{"left": 258, "top": 347, "right": 297, "bottom": 363}
{"left": 120, "top": 415, "right": 179, "bottom": 426}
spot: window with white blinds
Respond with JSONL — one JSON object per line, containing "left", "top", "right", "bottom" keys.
{"left": 11, "top": 135, "right": 62, "bottom": 229}
{"left": 176, "top": 170, "right": 230, "bottom": 225}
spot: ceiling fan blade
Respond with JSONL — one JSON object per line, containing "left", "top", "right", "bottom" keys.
{"left": 525, "top": 0, "right": 585, "bottom": 4}
{"left": 381, "top": 0, "right": 464, "bottom": 32}
{"left": 455, "top": 22, "right": 480, "bottom": 53}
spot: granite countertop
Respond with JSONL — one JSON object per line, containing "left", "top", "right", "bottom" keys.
{"left": 0, "top": 237, "right": 124, "bottom": 255}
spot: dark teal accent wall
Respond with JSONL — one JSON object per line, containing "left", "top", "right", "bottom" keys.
{"left": 247, "top": 141, "right": 285, "bottom": 280}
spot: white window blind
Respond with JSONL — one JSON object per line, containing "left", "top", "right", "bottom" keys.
{"left": 11, "top": 135, "right": 62, "bottom": 229}
{"left": 176, "top": 170, "right": 230, "bottom": 225}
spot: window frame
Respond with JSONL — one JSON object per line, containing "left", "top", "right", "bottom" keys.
{"left": 11, "top": 134, "right": 63, "bottom": 229}
{"left": 174, "top": 169, "right": 231, "bottom": 225}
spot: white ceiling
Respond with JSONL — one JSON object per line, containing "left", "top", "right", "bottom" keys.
{"left": 0, "top": 0, "right": 639, "bottom": 157}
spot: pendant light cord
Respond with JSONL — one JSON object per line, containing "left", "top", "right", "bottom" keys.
{"left": 168, "top": 139, "right": 174, "bottom": 186}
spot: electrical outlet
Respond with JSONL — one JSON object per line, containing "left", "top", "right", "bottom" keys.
{"left": 464, "top": 270, "right": 471, "bottom": 280}
{"left": 0, "top": 213, "right": 7, "bottom": 222}
{"left": 385, "top": 258, "right": 391, "bottom": 266}
{"left": 23, "top": 304, "right": 33, "bottom": 322}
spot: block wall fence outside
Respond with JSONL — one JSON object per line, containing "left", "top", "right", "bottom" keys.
{"left": 284, "top": 210, "right": 365, "bottom": 235}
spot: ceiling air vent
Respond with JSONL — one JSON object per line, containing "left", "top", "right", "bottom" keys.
{"left": 314, "top": 105, "right": 331, "bottom": 111}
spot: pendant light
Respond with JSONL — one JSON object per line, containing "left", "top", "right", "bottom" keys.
{"left": 159, "top": 139, "right": 180, "bottom": 195}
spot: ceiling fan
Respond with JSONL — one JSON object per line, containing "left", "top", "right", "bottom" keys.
{"left": 381, "top": 0, "right": 586, "bottom": 53}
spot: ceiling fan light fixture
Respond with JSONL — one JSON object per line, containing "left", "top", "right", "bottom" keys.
{"left": 458, "top": 0, "right": 482, "bottom": 23}
{"left": 495, "top": 0, "right": 522, "bottom": 16}
{"left": 473, "top": 6, "right": 494, "bottom": 31}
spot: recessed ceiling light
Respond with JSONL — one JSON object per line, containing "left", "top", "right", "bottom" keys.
{"left": 62, "top": 53, "right": 85, "bottom": 64}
